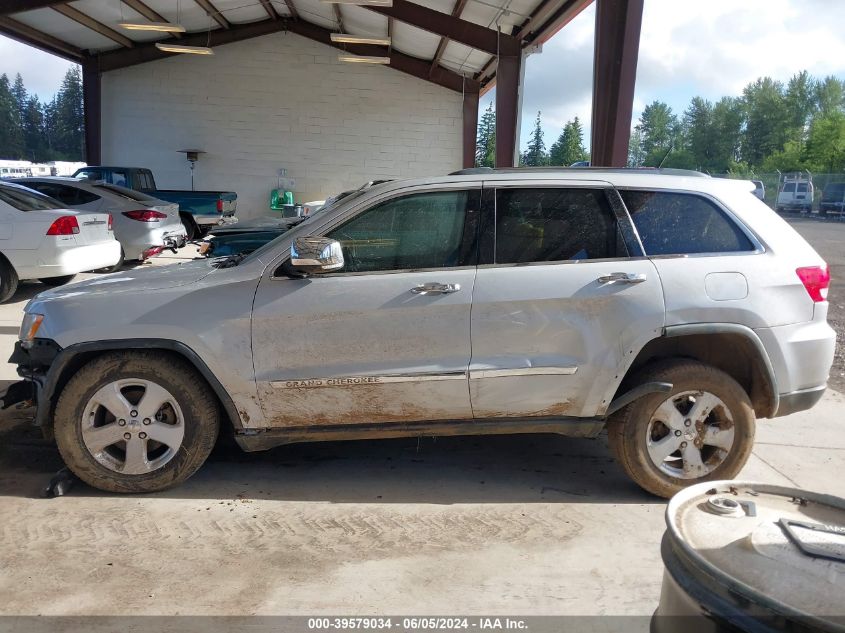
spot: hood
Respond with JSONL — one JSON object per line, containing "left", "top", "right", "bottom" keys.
{"left": 30, "top": 259, "right": 215, "bottom": 305}
{"left": 210, "top": 216, "right": 297, "bottom": 234}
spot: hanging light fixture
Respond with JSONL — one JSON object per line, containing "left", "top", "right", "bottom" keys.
{"left": 155, "top": 42, "right": 215, "bottom": 55}
{"left": 337, "top": 54, "right": 390, "bottom": 64}
{"left": 119, "top": 21, "right": 187, "bottom": 33}
{"left": 330, "top": 33, "right": 391, "bottom": 46}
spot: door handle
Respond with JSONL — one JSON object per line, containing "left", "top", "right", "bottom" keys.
{"left": 597, "top": 272, "right": 647, "bottom": 285}
{"left": 410, "top": 282, "right": 461, "bottom": 295}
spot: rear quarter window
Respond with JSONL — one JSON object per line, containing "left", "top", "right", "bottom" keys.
{"left": 620, "top": 190, "right": 755, "bottom": 256}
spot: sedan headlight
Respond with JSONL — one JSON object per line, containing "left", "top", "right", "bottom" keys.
{"left": 19, "top": 313, "right": 44, "bottom": 348}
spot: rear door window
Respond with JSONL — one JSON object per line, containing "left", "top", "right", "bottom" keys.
{"left": 27, "top": 183, "right": 99, "bottom": 206}
{"left": 783, "top": 183, "right": 796, "bottom": 193}
{"left": 493, "top": 188, "right": 625, "bottom": 263}
{"left": 0, "top": 185, "right": 63, "bottom": 211}
{"left": 620, "top": 190, "right": 755, "bottom": 256}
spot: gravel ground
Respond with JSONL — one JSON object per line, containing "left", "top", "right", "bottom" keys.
{"left": 785, "top": 216, "right": 845, "bottom": 392}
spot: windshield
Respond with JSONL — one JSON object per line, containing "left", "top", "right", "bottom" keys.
{"left": 241, "top": 188, "right": 369, "bottom": 265}
{"left": 0, "top": 184, "right": 64, "bottom": 211}
{"left": 824, "top": 184, "right": 845, "bottom": 199}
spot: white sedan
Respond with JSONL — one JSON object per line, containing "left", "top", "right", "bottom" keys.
{"left": 0, "top": 181, "right": 120, "bottom": 302}
{"left": 13, "top": 177, "right": 187, "bottom": 269}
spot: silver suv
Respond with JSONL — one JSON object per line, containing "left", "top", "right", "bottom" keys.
{"left": 7, "top": 168, "right": 835, "bottom": 497}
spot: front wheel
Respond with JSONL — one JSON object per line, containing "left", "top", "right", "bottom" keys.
{"left": 39, "top": 274, "right": 75, "bottom": 286}
{"left": 607, "top": 360, "right": 755, "bottom": 498}
{"left": 53, "top": 351, "right": 221, "bottom": 493}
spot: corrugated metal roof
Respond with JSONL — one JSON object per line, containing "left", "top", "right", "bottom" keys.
{"left": 1, "top": 0, "right": 593, "bottom": 89}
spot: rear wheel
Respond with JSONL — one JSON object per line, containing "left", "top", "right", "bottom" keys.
{"left": 181, "top": 214, "right": 198, "bottom": 241}
{"left": 607, "top": 360, "right": 755, "bottom": 498}
{"left": 53, "top": 351, "right": 220, "bottom": 493}
{"left": 0, "top": 258, "right": 19, "bottom": 303}
{"left": 39, "top": 274, "right": 75, "bottom": 287}
{"left": 97, "top": 248, "right": 125, "bottom": 273}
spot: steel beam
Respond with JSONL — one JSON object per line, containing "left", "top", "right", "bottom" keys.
{"left": 82, "top": 58, "right": 101, "bottom": 165}
{"left": 0, "top": 0, "right": 66, "bottom": 14}
{"left": 365, "top": 0, "right": 519, "bottom": 57}
{"left": 0, "top": 15, "right": 82, "bottom": 61}
{"left": 495, "top": 53, "right": 520, "bottom": 167}
{"left": 53, "top": 4, "right": 134, "bottom": 48}
{"left": 282, "top": 0, "right": 298, "bottom": 19}
{"left": 193, "top": 0, "right": 229, "bottom": 29}
{"left": 258, "top": 0, "right": 278, "bottom": 20}
{"left": 429, "top": 0, "right": 469, "bottom": 76}
{"left": 590, "top": 0, "right": 643, "bottom": 166}
{"left": 94, "top": 17, "right": 477, "bottom": 94}
{"left": 462, "top": 82, "right": 479, "bottom": 168}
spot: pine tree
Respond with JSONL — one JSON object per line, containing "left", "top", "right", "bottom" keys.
{"left": 522, "top": 111, "right": 548, "bottom": 166}
{"left": 53, "top": 66, "right": 84, "bottom": 159}
{"left": 22, "top": 96, "right": 45, "bottom": 161}
{"left": 549, "top": 116, "right": 587, "bottom": 166}
{"left": 475, "top": 103, "right": 496, "bottom": 167}
{"left": 0, "top": 74, "right": 24, "bottom": 159}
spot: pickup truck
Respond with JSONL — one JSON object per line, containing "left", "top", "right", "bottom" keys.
{"left": 72, "top": 166, "right": 237, "bottom": 239}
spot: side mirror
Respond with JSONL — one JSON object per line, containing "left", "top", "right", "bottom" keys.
{"left": 290, "top": 236, "right": 344, "bottom": 274}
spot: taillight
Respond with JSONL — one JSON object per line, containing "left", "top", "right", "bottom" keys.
{"left": 123, "top": 210, "right": 167, "bottom": 222}
{"left": 216, "top": 199, "right": 224, "bottom": 213}
{"left": 796, "top": 265, "right": 830, "bottom": 302}
{"left": 46, "top": 216, "right": 80, "bottom": 235}
{"left": 107, "top": 213, "right": 113, "bottom": 231}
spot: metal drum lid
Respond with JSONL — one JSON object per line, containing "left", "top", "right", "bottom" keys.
{"left": 666, "top": 481, "right": 845, "bottom": 619}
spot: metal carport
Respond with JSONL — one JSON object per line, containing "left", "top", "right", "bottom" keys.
{"left": 0, "top": 0, "right": 643, "bottom": 171}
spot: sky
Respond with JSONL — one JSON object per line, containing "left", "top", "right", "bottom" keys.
{"left": 479, "top": 0, "right": 845, "bottom": 152}
{"left": 3, "top": 0, "right": 845, "bottom": 151}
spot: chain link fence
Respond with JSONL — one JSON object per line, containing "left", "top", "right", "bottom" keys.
{"left": 712, "top": 171, "right": 845, "bottom": 218}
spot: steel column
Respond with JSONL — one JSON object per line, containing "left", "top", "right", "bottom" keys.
{"left": 462, "top": 83, "right": 479, "bottom": 168}
{"left": 82, "top": 59, "right": 101, "bottom": 165}
{"left": 495, "top": 53, "right": 521, "bottom": 167}
{"left": 590, "top": 0, "right": 644, "bottom": 167}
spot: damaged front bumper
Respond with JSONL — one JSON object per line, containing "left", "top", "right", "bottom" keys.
{"left": 1, "top": 339, "right": 62, "bottom": 433}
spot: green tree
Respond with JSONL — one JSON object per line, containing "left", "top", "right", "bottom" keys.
{"left": 804, "top": 111, "right": 845, "bottom": 172}
{"left": 635, "top": 101, "right": 678, "bottom": 158}
{"left": 784, "top": 70, "right": 816, "bottom": 134}
{"left": 709, "top": 97, "right": 745, "bottom": 171}
{"left": 627, "top": 128, "right": 646, "bottom": 167}
{"left": 0, "top": 74, "right": 24, "bottom": 159}
{"left": 521, "top": 111, "right": 548, "bottom": 166}
{"left": 475, "top": 103, "right": 496, "bottom": 167}
{"left": 682, "top": 96, "right": 714, "bottom": 170}
{"left": 815, "top": 76, "right": 845, "bottom": 117}
{"left": 52, "top": 66, "right": 84, "bottom": 159}
{"left": 549, "top": 116, "right": 586, "bottom": 166}
{"left": 741, "top": 77, "right": 789, "bottom": 166}
{"left": 22, "top": 96, "right": 45, "bottom": 161}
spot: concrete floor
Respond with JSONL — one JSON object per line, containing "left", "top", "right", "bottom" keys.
{"left": 0, "top": 241, "right": 843, "bottom": 618}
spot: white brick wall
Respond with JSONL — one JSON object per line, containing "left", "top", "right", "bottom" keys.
{"left": 100, "top": 31, "right": 464, "bottom": 219}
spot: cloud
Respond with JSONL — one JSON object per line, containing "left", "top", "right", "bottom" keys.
{"left": 0, "top": 36, "right": 76, "bottom": 102}
{"left": 505, "top": 0, "right": 845, "bottom": 151}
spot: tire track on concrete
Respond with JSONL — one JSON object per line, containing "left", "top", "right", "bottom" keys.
{"left": 2, "top": 505, "right": 583, "bottom": 554}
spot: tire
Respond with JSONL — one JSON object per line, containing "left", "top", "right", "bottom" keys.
{"left": 53, "top": 351, "right": 221, "bottom": 493}
{"left": 181, "top": 214, "right": 197, "bottom": 241}
{"left": 0, "top": 257, "right": 19, "bottom": 303}
{"left": 39, "top": 274, "right": 76, "bottom": 287}
{"left": 607, "top": 359, "right": 755, "bottom": 498}
{"left": 97, "top": 248, "right": 125, "bottom": 273}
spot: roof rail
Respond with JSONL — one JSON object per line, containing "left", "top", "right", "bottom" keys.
{"left": 448, "top": 166, "right": 710, "bottom": 178}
